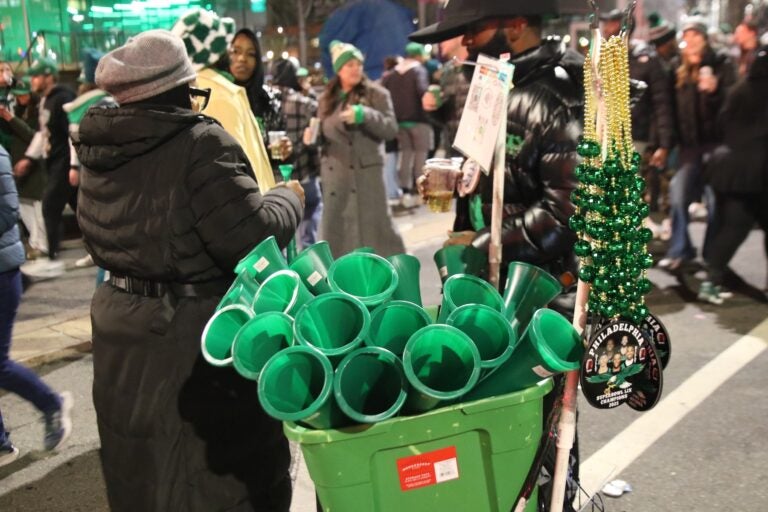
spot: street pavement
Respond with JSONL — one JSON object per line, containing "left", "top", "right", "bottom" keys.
{"left": 1, "top": 206, "right": 767, "bottom": 511}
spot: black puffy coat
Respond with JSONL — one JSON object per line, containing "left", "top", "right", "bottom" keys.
{"left": 629, "top": 41, "right": 675, "bottom": 149}
{"left": 471, "top": 39, "right": 583, "bottom": 280}
{"left": 76, "top": 105, "right": 302, "bottom": 512}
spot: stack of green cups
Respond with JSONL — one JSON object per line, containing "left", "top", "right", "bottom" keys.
{"left": 234, "top": 235, "right": 290, "bottom": 282}
{"left": 502, "top": 261, "right": 562, "bottom": 335}
{"left": 252, "top": 269, "right": 313, "bottom": 316}
{"left": 201, "top": 304, "right": 254, "bottom": 366}
{"left": 386, "top": 253, "right": 423, "bottom": 306}
{"left": 327, "top": 252, "right": 399, "bottom": 309}
{"left": 438, "top": 273, "right": 505, "bottom": 323}
{"left": 216, "top": 273, "right": 260, "bottom": 311}
{"left": 232, "top": 311, "right": 294, "bottom": 380}
{"left": 289, "top": 241, "right": 334, "bottom": 295}
{"left": 365, "top": 300, "right": 432, "bottom": 357}
{"left": 433, "top": 245, "right": 488, "bottom": 283}
{"left": 446, "top": 304, "right": 517, "bottom": 375}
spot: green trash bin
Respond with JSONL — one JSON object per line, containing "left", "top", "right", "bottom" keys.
{"left": 284, "top": 379, "right": 553, "bottom": 512}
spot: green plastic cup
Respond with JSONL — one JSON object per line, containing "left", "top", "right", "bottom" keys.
{"left": 333, "top": 346, "right": 408, "bottom": 424}
{"left": 502, "top": 261, "right": 562, "bottom": 334}
{"left": 446, "top": 304, "right": 517, "bottom": 372}
{"left": 294, "top": 293, "right": 371, "bottom": 361}
{"left": 252, "top": 269, "right": 314, "bottom": 317}
{"left": 201, "top": 304, "right": 254, "bottom": 367}
{"left": 216, "top": 273, "right": 260, "bottom": 311}
{"left": 232, "top": 312, "right": 294, "bottom": 380}
{"left": 465, "top": 308, "right": 583, "bottom": 400}
{"left": 402, "top": 324, "right": 481, "bottom": 413}
{"left": 386, "top": 253, "right": 423, "bottom": 306}
{"left": 258, "top": 345, "right": 347, "bottom": 429}
{"left": 433, "top": 245, "right": 488, "bottom": 283}
{"left": 365, "top": 300, "right": 432, "bottom": 357}
{"left": 234, "top": 235, "right": 289, "bottom": 282}
{"left": 353, "top": 246, "right": 376, "bottom": 254}
{"left": 289, "top": 241, "right": 334, "bottom": 295}
{"left": 327, "top": 253, "right": 399, "bottom": 308}
{"left": 438, "top": 273, "right": 505, "bottom": 323}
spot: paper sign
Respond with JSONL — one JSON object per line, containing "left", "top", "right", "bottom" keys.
{"left": 453, "top": 54, "right": 514, "bottom": 173}
{"left": 397, "top": 446, "right": 459, "bottom": 491}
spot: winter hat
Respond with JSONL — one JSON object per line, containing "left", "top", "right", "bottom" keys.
{"left": 79, "top": 48, "right": 104, "bottom": 84}
{"left": 172, "top": 8, "right": 236, "bottom": 70}
{"left": 10, "top": 76, "right": 31, "bottom": 96}
{"left": 405, "top": 42, "right": 427, "bottom": 58}
{"left": 648, "top": 22, "right": 676, "bottom": 46}
{"left": 95, "top": 29, "right": 197, "bottom": 104}
{"left": 27, "top": 57, "right": 58, "bottom": 77}
{"left": 681, "top": 15, "right": 708, "bottom": 37}
{"left": 330, "top": 40, "right": 364, "bottom": 73}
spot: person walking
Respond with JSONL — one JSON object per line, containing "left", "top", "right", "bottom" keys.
{"left": 316, "top": 41, "right": 405, "bottom": 258}
{"left": 15, "top": 58, "right": 75, "bottom": 276}
{"left": 76, "top": 30, "right": 304, "bottom": 511}
{"left": 698, "top": 46, "right": 768, "bottom": 304}
{"left": 0, "top": 145, "right": 73, "bottom": 467}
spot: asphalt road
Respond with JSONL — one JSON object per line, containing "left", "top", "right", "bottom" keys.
{"left": 1, "top": 211, "right": 767, "bottom": 512}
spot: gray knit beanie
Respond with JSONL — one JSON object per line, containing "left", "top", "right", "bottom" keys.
{"left": 96, "top": 29, "right": 197, "bottom": 104}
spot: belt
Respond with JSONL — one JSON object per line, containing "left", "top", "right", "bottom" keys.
{"left": 109, "top": 275, "right": 230, "bottom": 298}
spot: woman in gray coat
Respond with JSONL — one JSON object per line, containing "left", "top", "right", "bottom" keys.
{"left": 317, "top": 41, "right": 405, "bottom": 257}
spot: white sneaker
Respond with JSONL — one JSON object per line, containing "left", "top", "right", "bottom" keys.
{"left": 688, "top": 202, "right": 708, "bottom": 221}
{"left": 21, "top": 259, "right": 65, "bottom": 279}
{"left": 74, "top": 254, "right": 94, "bottom": 268}
{"left": 0, "top": 444, "right": 20, "bottom": 467}
{"left": 44, "top": 391, "right": 74, "bottom": 452}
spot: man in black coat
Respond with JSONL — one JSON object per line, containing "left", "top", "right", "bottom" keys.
{"left": 411, "top": 1, "right": 584, "bottom": 509}
{"left": 76, "top": 30, "right": 304, "bottom": 512}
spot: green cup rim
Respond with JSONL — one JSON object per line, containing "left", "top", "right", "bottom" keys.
{"left": 442, "top": 273, "right": 505, "bottom": 314}
{"left": 446, "top": 303, "right": 517, "bottom": 369}
{"left": 252, "top": 269, "right": 302, "bottom": 314}
{"left": 293, "top": 292, "right": 371, "bottom": 357}
{"left": 333, "top": 346, "right": 408, "bottom": 423}
{"left": 234, "top": 235, "right": 288, "bottom": 279}
{"left": 232, "top": 311, "right": 294, "bottom": 380}
{"left": 503, "top": 261, "right": 562, "bottom": 305}
{"left": 526, "top": 309, "right": 582, "bottom": 372}
{"left": 327, "top": 253, "right": 399, "bottom": 307}
{"left": 258, "top": 345, "right": 334, "bottom": 422}
{"left": 402, "top": 324, "right": 482, "bottom": 400}
{"left": 200, "top": 304, "right": 254, "bottom": 367}
{"left": 364, "top": 300, "right": 433, "bottom": 353}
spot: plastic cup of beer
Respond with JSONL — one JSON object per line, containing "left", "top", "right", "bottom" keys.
{"left": 428, "top": 84, "right": 442, "bottom": 107}
{"left": 268, "top": 131, "right": 287, "bottom": 160}
{"left": 421, "top": 159, "right": 460, "bottom": 213}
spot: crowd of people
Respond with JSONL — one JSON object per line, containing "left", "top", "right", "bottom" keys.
{"left": 0, "top": 0, "right": 767, "bottom": 510}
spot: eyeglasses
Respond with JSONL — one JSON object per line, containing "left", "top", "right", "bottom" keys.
{"left": 189, "top": 86, "right": 211, "bottom": 112}
{"left": 227, "top": 48, "right": 258, "bottom": 60}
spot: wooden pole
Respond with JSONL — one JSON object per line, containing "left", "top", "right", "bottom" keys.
{"left": 488, "top": 93, "right": 507, "bottom": 290}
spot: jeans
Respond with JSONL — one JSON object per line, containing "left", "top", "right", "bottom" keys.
{"left": 0, "top": 269, "right": 61, "bottom": 446}
{"left": 298, "top": 176, "right": 323, "bottom": 250}
{"left": 383, "top": 151, "right": 401, "bottom": 200}
{"left": 665, "top": 145, "right": 715, "bottom": 260}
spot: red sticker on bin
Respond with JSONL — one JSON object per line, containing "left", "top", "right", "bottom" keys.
{"left": 396, "top": 446, "right": 459, "bottom": 491}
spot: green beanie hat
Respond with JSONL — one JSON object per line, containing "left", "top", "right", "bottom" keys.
{"left": 27, "top": 58, "right": 58, "bottom": 77}
{"left": 405, "top": 42, "right": 427, "bottom": 58}
{"left": 171, "top": 8, "right": 237, "bottom": 70}
{"left": 330, "top": 40, "right": 364, "bottom": 73}
{"left": 10, "top": 76, "right": 31, "bottom": 95}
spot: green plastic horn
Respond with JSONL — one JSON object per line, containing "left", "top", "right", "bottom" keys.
{"left": 327, "top": 252, "right": 399, "bottom": 308}
{"left": 446, "top": 304, "right": 517, "bottom": 373}
{"left": 201, "top": 304, "right": 254, "bottom": 367}
{"left": 216, "top": 273, "right": 260, "bottom": 311}
{"left": 252, "top": 269, "right": 314, "bottom": 317}
{"left": 365, "top": 300, "right": 432, "bottom": 357}
{"left": 438, "top": 273, "right": 505, "bottom": 323}
{"left": 232, "top": 312, "right": 294, "bottom": 380}
{"left": 234, "top": 235, "right": 289, "bottom": 282}
{"left": 465, "top": 308, "right": 583, "bottom": 400}
{"left": 502, "top": 261, "right": 562, "bottom": 334}
{"left": 293, "top": 293, "right": 371, "bottom": 362}
{"left": 289, "top": 241, "right": 334, "bottom": 295}
{"left": 402, "top": 324, "right": 481, "bottom": 413}
{"left": 258, "top": 345, "right": 347, "bottom": 429}
{"left": 333, "top": 346, "right": 408, "bottom": 424}
{"left": 386, "top": 253, "right": 423, "bottom": 306}
{"left": 433, "top": 245, "right": 488, "bottom": 283}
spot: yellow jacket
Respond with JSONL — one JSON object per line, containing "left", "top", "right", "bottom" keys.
{"left": 196, "top": 67, "right": 275, "bottom": 191}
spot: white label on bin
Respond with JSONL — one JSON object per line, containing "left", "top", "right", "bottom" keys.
{"left": 307, "top": 271, "right": 323, "bottom": 286}
{"left": 439, "top": 266, "right": 448, "bottom": 278}
{"left": 532, "top": 365, "right": 554, "bottom": 378}
{"left": 253, "top": 257, "right": 270, "bottom": 273}
{"left": 434, "top": 458, "right": 459, "bottom": 483}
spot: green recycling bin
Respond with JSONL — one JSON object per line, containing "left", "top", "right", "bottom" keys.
{"left": 284, "top": 379, "right": 553, "bottom": 512}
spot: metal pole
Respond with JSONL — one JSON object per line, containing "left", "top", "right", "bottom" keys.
{"left": 20, "top": 0, "right": 32, "bottom": 62}
{"left": 297, "top": 0, "right": 307, "bottom": 66}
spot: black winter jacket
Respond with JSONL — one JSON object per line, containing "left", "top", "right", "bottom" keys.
{"left": 675, "top": 49, "right": 737, "bottom": 147}
{"left": 381, "top": 59, "right": 430, "bottom": 124}
{"left": 629, "top": 41, "right": 675, "bottom": 148}
{"left": 76, "top": 105, "right": 301, "bottom": 512}
{"left": 471, "top": 40, "right": 583, "bottom": 276}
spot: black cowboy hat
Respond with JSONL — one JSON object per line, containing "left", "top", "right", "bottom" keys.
{"left": 409, "top": 0, "right": 559, "bottom": 44}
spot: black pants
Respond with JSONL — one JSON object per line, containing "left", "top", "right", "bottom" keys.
{"left": 42, "top": 161, "right": 77, "bottom": 259}
{"left": 705, "top": 191, "right": 768, "bottom": 286}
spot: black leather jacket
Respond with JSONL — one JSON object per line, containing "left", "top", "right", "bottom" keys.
{"left": 471, "top": 39, "right": 583, "bottom": 280}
